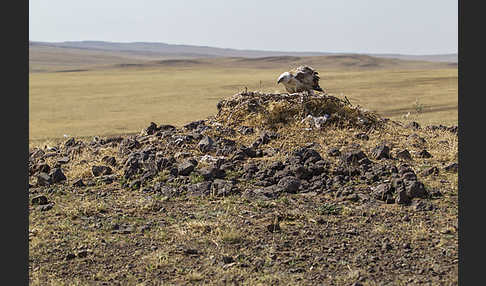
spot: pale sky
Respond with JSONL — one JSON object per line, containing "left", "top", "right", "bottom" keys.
{"left": 29, "top": 0, "right": 458, "bottom": 55}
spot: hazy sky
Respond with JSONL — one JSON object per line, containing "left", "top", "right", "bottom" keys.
{"left": 29, "top": 0, "right": 457, "bottom": 55}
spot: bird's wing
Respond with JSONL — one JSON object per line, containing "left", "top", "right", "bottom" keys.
{"left": 294, "top": 66, "right": 320, "bottom": 90}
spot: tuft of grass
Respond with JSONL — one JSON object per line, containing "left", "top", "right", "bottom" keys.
{"left": 317, "top": 203, "right": 342, "bottom": 215}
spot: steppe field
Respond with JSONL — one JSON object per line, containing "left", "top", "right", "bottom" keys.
{"left": 29, "top": 47, "right": 459, "bottom": 285}
{"left": 29, "top": 54, "right": 457, "bottom": 144}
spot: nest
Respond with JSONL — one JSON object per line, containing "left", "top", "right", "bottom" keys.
{"left": 213, "top": 91, "right": 383, "bottom": 131}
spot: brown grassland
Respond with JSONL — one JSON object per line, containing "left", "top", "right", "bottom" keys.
{"left": 29, "top": 55, "right": 457, "bottom": 144}
{"left": 29, "top": 55, "right": 458, "bottom": 285}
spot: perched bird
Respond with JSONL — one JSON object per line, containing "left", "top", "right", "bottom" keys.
{"left": 277, "top": 65, "right": 323, "bottom": 94}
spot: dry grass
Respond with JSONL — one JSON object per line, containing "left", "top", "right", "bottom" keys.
{"left": 29, "top": 60, "right": 457, "bottom": 143}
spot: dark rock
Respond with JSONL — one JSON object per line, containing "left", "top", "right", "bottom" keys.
{"left": 57, "top": 157, "right": 70, "bottom": 165}
{"left": 184, "top": 248, "right": 199, "bottom": 255}
{"left": 327, "top": 147, "right": 341, "bottom": 157}
{"left": 64, "top": 137, "right": 76, "bottom": 147}
{"left": 200, "top": 167, "right": 226, "bottom": 180}
{"left": 31, "top": 195, "right": 49, "bottom": 205}
{"left": 38, "top": 204, "right": 53, "bottom": 211}
{"left": 65, "top": 253, "right": 76, "bottom": 260}
{"left": 144, "top": 122, "right": 159, "bottom": 135}
{"left": 371, "top": 144, "right": 390, "bottom": 160}
{"left": 396, "top": 150, "right": 412, "bottom": 160}
{"left": 290, "top": 165, "right": 312, "bottom": 180}
{"left": 72, "top": 179, "right": 85, "bottom": 187}
{"left": 355, "top": 133, "right": 369, "bottom": 140}
{"left": 187, "top": 182, "right": 212, "bottom": 196}
{"left": 402, "top": 171, "right": 417, "bottom": 181}
{"left": 341, "top": 150, "right": 367, "bottom": 165}
{"left": 277, "top": 176, "right": 301, "bottom": 193}
{"left": 211, "top": 179, "right": 235, "bottom": 196}
{"left": 372, "top": 183, "right": 394, "bottom": 203}
{"left": 405, "top": 121, "right": 421, "bottom": 130}
{"left": 91, "top": 165, "right": 112, "bottom": 177}
{"left": 222, "top": 255, "right": 235, "bottom": 264}
{"left": 417, "top": 149, "right": 432, "bottom": 158}
{"left": 422, "top": 166, "right": 439, "bottom": 176}
{"left": 184, "top": 120, "right": 206, "bottom": 131}
{"left": 198, "top": 136, "right": 215, "bottom": 153}
{"left": 77, "top": 250, "right": 89, "bottom": 258}
{"left": 405, "top": 180, "right": 428, "bottom": 198}
{"left": 395, "top": 189, "right": 411, "bottom": 205}
{"left": 263, "top": 148, "right": 278, "bottom": 157}
{"left": 293, "top": 147, "right": 322, "bottom": 163}
{"left": 31, "top": 163, "right": 51, "bottom": 175}
{"left": 267, "top": 223, "right": 281, "bottom": 233}
{"left": 49, "top": 168, "right": 67, "bottom": 183}
{"left": 101, "top": 156, "right": 117, "bottom": 166}
{"left": 238, "top": 126, "right": 254, "bottom": 135}
{"left": 444, "top": 163, "right": 458, "bottom": 173}
{"left": 158, "top": 124, "right": 176, "bottom": 132}
{"left": 178, "top": 161, "right": 195, "bottom": 176}
{"left": 36, "top": 172, "right": 52, "bottom": 186}
{"left": 382, "top": 242, "right": 393, "bottom": 251}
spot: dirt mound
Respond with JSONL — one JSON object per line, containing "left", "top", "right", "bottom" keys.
{"left": 214, "top": 91, "right": 383, "bottom": 130}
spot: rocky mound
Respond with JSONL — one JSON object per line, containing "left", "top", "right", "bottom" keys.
{"left": 214, "top": 91, "right": 382, "bottom": 130}
{"left": 29, "top": 91, "right": 457, "bottom": 207}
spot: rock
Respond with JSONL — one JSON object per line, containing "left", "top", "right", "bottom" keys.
{"left": 49, "top": 168, "right": 67, "bottom": 183}
{"left": 38, "top": 204, "right": 53, "bottom": 211}
{"left": 31, "top": 163, "right": 51, "bottom": 175}
{"left": 65, "top": 253, "right": 76, "bottom": 260}
{"left": 222, "top": 255, "right": 235, "bottom": 264}
{"left": 187, "top": 182, "right": 212, "bottom": 196}
{"left": 290, "top": 165, "right": 312, "bottom": 180}
{"left": 72, "top": 179, "right": 86, "bottom": 187}
{"left": 405, "top": 121, "right": 421, "bottom": 130}
{"left": 91, "top": 165, "right": 113, "bottom": 177}
{"left": 417, "top": 149, "right": 432, "bottom": 158}
{"left": 395, "top": 189, "right": 411, "bottom": 205}
{"left": 371, "top": 144, "right": 390, "bottom": 160}
{"left": 396, "top": 149, "right": 412, "bottom": 160}
{"left": 405, "top": 180, "right": 428, "bottom": 198}
{"left": 184, "top": 248, "right": 199, "bottom": 255}
{"left": 327, "top": 147, "right": 341, "bottom": 157}
{"left": 198, "top": 136, "right": 215, "bottom": 153}
{"left": 382, "top": 242, "right": 393, "bottom": 251}
{"left": 64, "top": 137, "right": 76, "bottom": 147}
{"left": 401, "top": 172, "right": 417, "bottom": 181}
{"left": 372, "top": 183, "right": 394, "bottom": 204}
{"left": 444, "top": 163, "right": 458, "bottom": 173}
{"left": 422, "top": 166, "right": 439, "bottom": 176}
{"left": 355, "top": 133, "right": 369, "bottom": 140}
{"left": 277, "top": 176, "right": 301, "bottom": 193}
{"left": 144, "top": 122, "right": 159, "bottom": 135}
{"left": 267, "top": 223, "right": 281, "bottom": 233}
{"left": 31, "top": 195, "right": 49, "bottom": 205}
{"left": 238, "top": 126, "right": 254, "bottom": 135}
{"left": 293, "top": 147, "right": 322, "bottom": 163}
{"left": 178, "top": 161, "right": 195, "bottom": 176}
{"left": 200, "top": 167, "right": 226, "bottom": 180}
{"left": 341, "top": 150, "right": 367, "bottom": 165}
{"left": 36, "top": 172, "right": 52, "bottom": 186}
{"left": 57, "top": 157, "right": 70, "bottom": 165}
{"left": 211, "top": 179, "right": 235, "bottom": 196}
{"left": 76, "top": 250, "right": 89, "bottom": 258}
{"left": 184, "top": 120, "right": 206, "bottom": 131}
{"left": 101, "top": 156, "right": 117, "bottom": 166}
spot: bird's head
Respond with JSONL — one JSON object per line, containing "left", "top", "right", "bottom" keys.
{"left": 277, "top": 72, "right": 291, "bottom": 85}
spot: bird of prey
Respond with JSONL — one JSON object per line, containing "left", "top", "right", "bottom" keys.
{"left": 277, "top": 65, "right": 323, "bottom": 94}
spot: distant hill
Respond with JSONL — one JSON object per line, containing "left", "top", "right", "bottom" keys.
{"left": 29, "top": 41, "right": 457, "bottom": 72}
